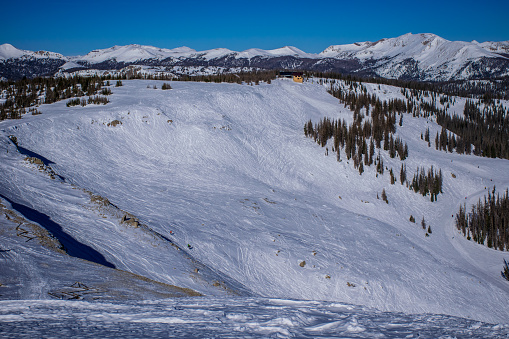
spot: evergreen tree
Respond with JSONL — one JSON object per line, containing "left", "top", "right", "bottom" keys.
{"left": 400, "top": 163, "right": 407, "bottom": 185}
{"left": 502, "top": 259, "right": 509, "bottom": 281}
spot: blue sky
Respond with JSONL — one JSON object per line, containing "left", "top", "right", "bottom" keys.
{"left": 2, "top": 0, "right": 508, "bottom": 55}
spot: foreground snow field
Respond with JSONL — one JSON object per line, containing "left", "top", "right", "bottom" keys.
{"left": 1, "top": 298, "right": 508, "bottom": 338}
{"left": 1, "top": 78, "right": 509, "bottom": 335}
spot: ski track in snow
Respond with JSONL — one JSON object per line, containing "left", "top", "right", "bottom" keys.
{"left": 1, "top": 78, "right": 509, "bottom": 334}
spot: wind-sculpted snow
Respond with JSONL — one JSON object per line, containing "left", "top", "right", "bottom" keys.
{"left": 0, "top": 298, "right": 508, "bottom": 338}
{"left": 1, "top": 79, "right": 509, "bottom": 329}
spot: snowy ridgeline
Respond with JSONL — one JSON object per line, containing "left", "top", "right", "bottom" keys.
{"left": 1, "top": 78, "right": 509, "bottom": 333}
{"left": 2, "top": 33, "right": 509, "bottom": 81}
{"left": 1, "top": 298, "right": 508, "bottom": 338}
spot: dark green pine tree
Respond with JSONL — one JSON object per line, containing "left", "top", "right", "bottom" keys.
{"left": 400, "top": 163, "right": 406, "bottom": 185}
{"left": 502, "top": 259, "right": 509, "bottom": 281}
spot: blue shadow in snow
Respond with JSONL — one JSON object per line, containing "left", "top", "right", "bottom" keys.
{"left": 16, "top": 145, "right": 54, "bottom": 166}
{"left": 0, "top": 194, "right": 115, "bottom": 269}
{"left": 11, "top": 142, "right": 66, "bottom": 181}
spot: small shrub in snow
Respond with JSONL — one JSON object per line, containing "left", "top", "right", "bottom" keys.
{"left": 100, "top": 88, "right": 112, "bottom": 95}
{"left": 381, "top": 189, "right": 388, "bottom": 204}
{"left": 66, "top": 98, "right": 81, "bottom": 107}
{"left": 88, "top": 96, "right": 109, "bottom": 105}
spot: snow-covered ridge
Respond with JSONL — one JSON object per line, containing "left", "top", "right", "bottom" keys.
{"left": 73, "top": 44, "right": 316, "bottom": 63}
{"left": 474, "top": 40, "right": 509, "bottom": 54}
{"left": 0, "top": 43, "right": 67, "bottom": 61}
{"left": 320, "top": 33, "right": 509, "bottom": 80}
{"left": 76, "top": 44, "right": 198, "bottom": 63}
{"left": 2, "top": 33, "right": 509, "bottom": 81}
{"left": 320, "top": 33, "right": 507, "bottom": 60}
{"left": 4, "top": 33, "right": 505, "bottom": 65}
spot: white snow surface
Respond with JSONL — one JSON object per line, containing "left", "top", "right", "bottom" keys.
{"left": 1, "top": 79, "right": 509, "bottom": 331}
{"left": 1, "top": 298, "right": 508, "bottom": 338}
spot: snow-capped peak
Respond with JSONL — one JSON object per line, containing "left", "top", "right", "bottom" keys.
{"left": 0, "top": 43, "right": 26, "bottom": 60}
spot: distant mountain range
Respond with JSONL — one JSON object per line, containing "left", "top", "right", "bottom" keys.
{"left": 1, "top": 33, "right": 509, "bottom": 81}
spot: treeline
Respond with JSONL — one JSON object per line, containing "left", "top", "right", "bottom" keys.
{"left": 307, "top": 71, "right": 509, "bottom": 100}
{"left": 0, "top": 70, "right": 280, "bottom": 121}
{"left": 176, "top": 70, "right": 278, "bottom": 85}
{"left": 304, "top": 78, "right": 448, "bottom": 201}
{"left": 304, "top": 115, "right": 444, "bottom": 200}
{"left": 456, "top": 188, "right": 509, "bottom": 251}
{"left": 318, "top": 75, "right": 509, "bottom": 161}
{"left": 306, "top": 84, "right": 408, "bottom": 161}
{"left": 304, "top": 116, "right": 408, "bottom": 165}
{"left": 436, "top": 100, "right": 509, "bottom": 159}
{"left": 67, "top": 96, "right": 109, "bottom": 107}
{"left": 0, "top": 76, "right": 114, "bottom": 120}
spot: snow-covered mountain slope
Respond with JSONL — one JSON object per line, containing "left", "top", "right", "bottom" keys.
{"left": 1, "top": 79, "right": 509, "bottom": 326}
{"left": 321, "top": 33, "right": 509, "bottom": 80}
